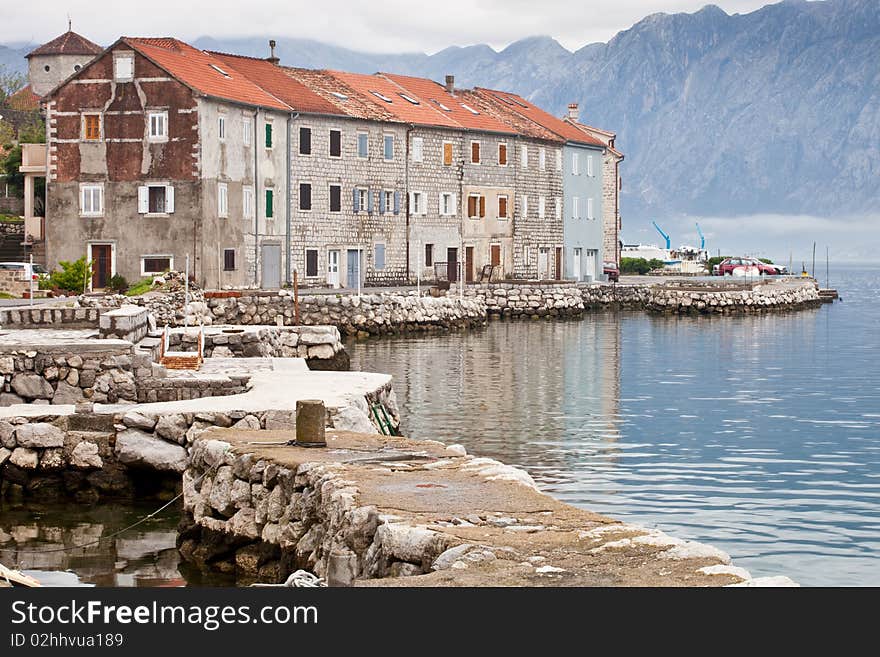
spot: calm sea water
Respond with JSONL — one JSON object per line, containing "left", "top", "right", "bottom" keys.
{"left": 348, "top": 265, "right": 880, "bottom": 586}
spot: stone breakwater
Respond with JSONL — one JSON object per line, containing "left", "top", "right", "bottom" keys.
{"left": 205, "top": 292, "right": 488, "bottom": 336}
{"left": 0, "top": 366, "right": 398, "bottom": 502}
{"left": 179, "top": 429, "right": 796, "bottom": 587}
{"left": 462, "top": 282, "right": 586, "bottom": 318}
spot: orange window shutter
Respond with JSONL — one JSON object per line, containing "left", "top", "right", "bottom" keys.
{"left": 444, "top": 143, "right": 452, "bottom": 165}
{"left": 499, "top": 197, "right": 507, "bottom": 217}
{"left": 499, "top": 144, "right": 507, "bottom": 165}
{"left": 479, "top": 196, "right": 486, "bottom": 217}
{"left": 467, "top": 196, "right": 475, "bottom": 217}
{"left": 472, "top": 142, "right": 479, "bottom": 163}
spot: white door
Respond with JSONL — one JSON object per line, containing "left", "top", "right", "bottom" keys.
{"left": 327, "top": 249, "right": 340, "bottom": 287}
{"left": 573, "top": 248, "right": 582, "bottom": 280}
{"left": 538, "top": 248, "right": 549, "bottom": 280}
{"left": 585, "top": 250, "right": 597, "bottom": 281}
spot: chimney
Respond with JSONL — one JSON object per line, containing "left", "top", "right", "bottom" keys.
{"left": 445, "top": 74, "right": 455, "bottom": 95}
{"left": 266, "top": 39, "right": 280, "bottom": 66}
{"left": 567, "top": 103, "right": 579, "bottom": 122}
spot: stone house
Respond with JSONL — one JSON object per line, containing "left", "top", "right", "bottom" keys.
{"left": 43, "top": 38, "right": 292, "bottom": 290}
{"left": 565, "top": 112, "right": 624, "bottom": 267}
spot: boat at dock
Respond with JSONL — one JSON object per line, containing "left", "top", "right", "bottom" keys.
{"left": 0, "top": 563, "right": 41, "bottom": 587}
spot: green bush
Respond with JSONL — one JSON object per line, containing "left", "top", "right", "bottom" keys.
{"left": 124, "top": 278, "right": 154, "bottom": 297}
{"left": 108, "top": 274, "right": 129, "bottom": 293}
{"left": 620, "top": 257, "right": 667, "bottom": 275}
{"left": 48, "top": 257, "right": 92, "bottom": 293}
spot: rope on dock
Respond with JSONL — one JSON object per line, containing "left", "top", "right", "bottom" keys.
{"left": 250, "top": 570, "right": 326, "bottom": 588}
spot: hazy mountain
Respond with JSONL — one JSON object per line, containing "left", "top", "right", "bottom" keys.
{"left": 5, "top": 0, "right": 878, "bottom": 229}
{"left": 0, "top": 44, "right": 33, "bottom": 77}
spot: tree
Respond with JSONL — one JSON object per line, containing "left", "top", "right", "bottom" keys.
{"left": 1, "top": 116, "right": 45, "bottom": 201}
{"left": 0, "top": 65, "right": 27, "bottom": 108}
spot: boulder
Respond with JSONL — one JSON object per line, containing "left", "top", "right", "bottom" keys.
{"left": 0, "top": 393, "right": 24, "bottom": 407}
{"left": 71, "top": 441, "right": 103, "bottom": 469}
{"left": 10, "top": 447, "right": 38, "bottom": 469}
{"left": 15, "top": 423, "right": 64, "bottom": 449}
{"left": 52, "top": 381, "right": 84, "bottom": 405}
{"left": 122, "top": 411, "right": 157, "bottom": 431}
{"left": 155, "top": 414, "right": 189, "bottom": 443}
{"left": 0, "top": 446, "right": 11, "bottom": 466}
{"left": 0, "top": 420, "right": 15, "bottom": 449}
{"left": 11, "top": 373, "right": 54, "bottom": 399}
{"left": 114, "top": 428, "right": 188, "bottom": 473}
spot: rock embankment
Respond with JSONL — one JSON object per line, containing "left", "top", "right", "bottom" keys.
{"left": 179, "top": 429, "right": 796, "bottom": 587}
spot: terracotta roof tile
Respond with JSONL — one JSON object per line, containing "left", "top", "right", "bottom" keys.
{"left": 569, "top": 120, "right": 623, "bottom": 158}
{"left": 124, "top": 38, "right": 291, "bottom": 111}
{"left": 6, "top": 84, "right": 40, "bottom": 109}
{"left": 474, "top": 88, "right": 605, "bottom": 147}
{"left": 26, "top": 30, "right": 102, "bottom": 58}
{"left": 208, "top": 52, "right": 341, "bottom": 115}
{"left": 282, "top": 68, "right": 398, "bottom": 121}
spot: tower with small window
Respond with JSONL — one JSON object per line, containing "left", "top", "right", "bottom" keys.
{"left": 25, "top": 26, "right": 102, "bottom": 97}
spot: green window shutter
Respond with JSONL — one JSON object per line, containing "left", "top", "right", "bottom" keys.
{"left": 265, "top": 123, "right": 273, "bottom": 148}
{"left": 266, "top": 189, "right": 274, "bottom": 217}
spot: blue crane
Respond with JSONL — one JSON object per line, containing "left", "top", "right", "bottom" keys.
{"left": 695, "top": 222, "right": 705, "bottom": 250}
{"left": 652, "top": 221, "right": 671, "bottom": 250}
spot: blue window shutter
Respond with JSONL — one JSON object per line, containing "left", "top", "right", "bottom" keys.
{"left": 367, "top": 188, "right": 374, "bottom": 214}
{"left": 393, "top": 191, "right": 400, "bottom": 215}
{"left": 353, "top": 188, "right": 359, "bottom": 213}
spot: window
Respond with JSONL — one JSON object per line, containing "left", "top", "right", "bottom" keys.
{"left": 329, "top": 184, "right": 341, "bottom": 213}
{"left": 383, "top": 190, "right": 394, "bottom": 214}
{"left": 80, "top": 184, "right": 103, "bottom": 216}
{"left": 539, "top": 148, "right": 546, "bottom": 171}
{"left": 243, "top": 186, "right": 254, "bottom": 219}
{"left": 556, "top": 150, "right": 562, "bottom": 171}
{"left": 412, "top": 137, "right": 423, "bottom": 162}
{"left": 148, "top": 112, "right": 167, "bottom": 141}
{"left": 555, "top": 197, "right": 561, "bottom": 220}
{"left": 370, "top": 90, "right": 393, "bottom": 103}
{"left": 265, "top": 189, "right": 274, "bottom": 218}
{"left": 498, "top": 143, "right": 507, "bottom": 166}
{"left": 424, "top": 243, "right": 434, "bottom": 267}
{"left": 587, "top": 197, "right": 594, "bottom": 220}
{"left": 210, "top": 64, "right": 230, "bottom": 77}
{"left": 141, "top": 256, "right": 172, "bottom": 275}
{"left": 357, "top": 132, "right": 368, "bottom": 158}
{"left": 299, "top": 183, "right": 312, "bottom": 211}
{"left": 521, "top": 145, "right": 528, "bottom": 169}
{"left": 83, "top": 114, "right": 101, "bottom": 141}
{"left": 243, "top": 117, "right": 252, "bottom": 146}
{"left": 299, "top": 127, "right": 311, "bottom": 155}
{"left": 467, "top": 194, "right": 485, "bottom": 219}
{"left": 223, "top": 249, "right": 236, "bottom": 271}
{"left": 572, "top": 152, "right": 580, "bottom": 175}
{"left": 470, "top": 141, "right": 480, "bottom": 164}
{"left": 374, "top": 244, "right": 386, "bottom": 270}
{"left": 572, "top": 196, "right": 580, "bottom": 219}
{"left": 218, "top": 116, "right": 226, "bottom": 141}
{"left": 587, "top": 155, "right": 594, "bottom": 177}
{"left": 265, "top": 123, "right": 273, "bottom": 148}
{"left": 443, "top": 142, "right": 453, "bottom": 166}
{"left": 410, "top": 191, "right": 425, "bottom": 215}
{"left": 538, "top": 196, "right": 546, "bottom": 219}
{"left": 329, "top": 129, "right": 341, "bottom": 157}
{"left": 521, "top": 195, "right": 528, "bottom": 218}
{"left": 114, "top": 53, "right": 134, "bottom": 82}
{"left": 384, "top": 134, "right": 394, "bottom": 161}
{"left": 138, "top": 185, "right": 174, "bottom": 214}
{"left": 305, "top": 249, "right": 319, "bottom": 277}
{"left": 218, "top": 183, "right": 228, "bottom": 218}
{"left": 498, "top": 195, "right": 508, "bottom": 219}
{"left": 357, "top": 188, "right": 369, "bottom": 213}
{"left": 523, "top": 245, "right": 531, "bottom": 267}
{"left": 440, "top": 192, "right": 455, "bottom": 216}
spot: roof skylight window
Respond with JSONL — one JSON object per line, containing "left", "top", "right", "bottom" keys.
{"left": 399, "top": 93, "right": 420, "bottom": 105}
{"left": 331, "top": 92, "right": 349, "bottom": 101}
{"left": 430, "top": 99, "right": 451, "bottom": 111}
{"left": 370, "top": 90, "right": 393, "bottom": 103}
{"left": 460, "top": 103, "right": 479, "bottom": 115}
{"left": 210, "top": 64, "right": 230, "bottom": 78}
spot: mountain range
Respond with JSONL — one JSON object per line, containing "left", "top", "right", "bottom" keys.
{"left": 3, "top": 0, "right": 878, "bottom": 239}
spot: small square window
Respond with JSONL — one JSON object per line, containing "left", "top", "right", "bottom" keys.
{"left": 149, "top": 186, "right": 167, "bottom": 214}
{"left": 299, "top": 127, "right": 311, "bottom": 155}
{"left": 114, "top": 54, "right": 134, "bottom": 82}
{"left": 329, "top": 185, "right": 341, "bottom": 213}
{"left": 80, "top": 184, "right": 103, "bottom": 216}
{"left": 470, "top": 141, "right": 480, "bottom": 164}
{"left": 223, "top": 249, "right": 236, "bottom": 271}
{"left": 384, "top": 135, "right": 394, "bottom": 161}
{"left": 142, "top": 256, "right": 172, "bottom": 275}
{"left": 83, "top": 114, "right": 101, "bottom": 141}
{"left": 148, "top": 112, "right": 167, "bottom": 141}
{"left": 412, "top": 137, "right": 423, "bottom": 163}
{"left": 498, "top": 195, "right": 508, "bottom": 219}
{"left": 424, "top": 243, "right": 434, "bottom": 267}
{"left": 299, "top": 183, "right": 312, "bottom": 211}
{"left": 357, "top": 132, "right": 368, "bottom": 158}
{"left": 218, "top": 116, "right": 226, "bottom": 141}
{"left": 383, "top": 190, "right": 394, "bottom": 214}
{"left": 329, "top": 129, "right": 341, "bottom": 157}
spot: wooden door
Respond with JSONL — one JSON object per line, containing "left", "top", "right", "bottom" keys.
{"left": 447, "top": 247, "right": 458, "bottom": 282}
{"left": 490, "top": 244, "right": 501, "bottom": 267}
{"left": 555, "top": 247, "right": 563, "bottom": 280}
{"left": 465, "top": 246, "right": 474, "bottom": 283}
{"left": 90, "top": 244, "right": 111, "bottom": 290}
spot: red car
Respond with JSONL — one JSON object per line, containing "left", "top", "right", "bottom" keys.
{"left": 603, "top": 261, "right": 620, "bottom": 282}
{"left": 713, "top": 257, "right": 786, "bottom": 276}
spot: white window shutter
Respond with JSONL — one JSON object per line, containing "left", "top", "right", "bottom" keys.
{"left": 137, "top": 186, "right": 149, "bottom": 214}
{"left": 165, "top": 186, "right": 175, "bottom": 213}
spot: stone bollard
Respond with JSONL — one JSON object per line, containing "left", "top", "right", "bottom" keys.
{"left": 326, "top": 549, "right": 358, "bottom": 587}
{"left": 295, "top": 399, "right": 326, "bottom": 447}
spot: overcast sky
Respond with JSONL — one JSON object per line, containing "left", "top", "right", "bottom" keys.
{"left": 5, "top": 0, "right": 781, "bottom": 53}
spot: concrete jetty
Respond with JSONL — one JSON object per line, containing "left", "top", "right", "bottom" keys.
{"left": 180, "top": 429, "right": 797, "bottom": 587}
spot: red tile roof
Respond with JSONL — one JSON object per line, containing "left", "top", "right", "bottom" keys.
{"left": 26, "top": 31, "right": 102, "bottom": 58}
{"left": 474, "top": 88, "right": 605, "bottom": 147}
{"left": 282, "top": 68, "right": 398, "bottom": 121}
{"left": 6, "top": 84, "right": 40, "bottom": 110}
{"left": 124, "top": 38, "right": 291, "bottom": 111}
{"left": 208, "top": 52, "right": 341, "bottom": 115}
{"left": 569, "top": 120, "right": 623, "bottom": 158}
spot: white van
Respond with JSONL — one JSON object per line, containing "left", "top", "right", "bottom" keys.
{"left": 0, "top": 262, "right": 49, "bottom": 282}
